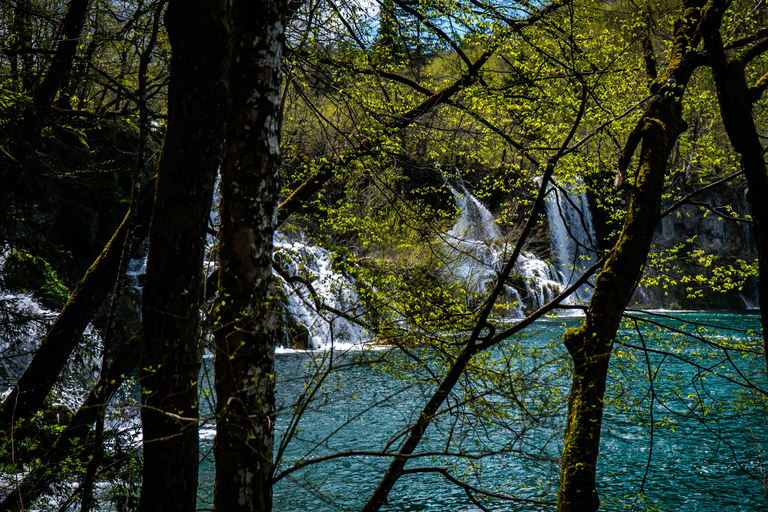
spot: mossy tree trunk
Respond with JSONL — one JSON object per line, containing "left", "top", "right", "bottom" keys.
{"left": 701, "top": 2, "right": 768, "bottom": 375}
{"left": 212, "top": 1, "right": 286, "bottom": 510}
{"left": 556, "top": 3, "right": 709, "bottom": 511}
{"left": 137, "top": 1, "right": 229, "bottom": 511}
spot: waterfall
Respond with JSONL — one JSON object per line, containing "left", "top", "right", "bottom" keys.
{"left": 112, "top": 173, "right": 599, "bottom": 352}
{"left": 115, "top": 181, "right": 368, "bottom": 352}
{"left": 543, "top": 179, "right": 596, "bottom": 302}
{"left": 0, "top": 249, "right": 56, "bottom": 385}
{"left": 0, "top": 295, "right": 54, "bottom": 384}
{"left": 740, "top": 185, "right": 760, "bottom": 309}
{"left": 0, "top": 249, "right": 101, "bottom": 410}
{"left": 441, "top": 176, "right": 567, "bottom": 318}
{"left": 447, "top": 174, "right": 501, "bottom": 242}
{"left": 273, "top": 235, "right": 370, "bottom": 351}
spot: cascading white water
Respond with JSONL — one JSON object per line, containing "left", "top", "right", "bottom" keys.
{"left": 447, "top": 175, "right": 502, "bottom": 242}
{"left": 273, "top": 235, "right": 369, "bottom": 351}
{"left": 441, "top": 176, "right": 567, "bottom": 318}
{"left": 123, "top": 181, "right": 368, "bottom": 352}
{"left": 125, "top": 173, "right": 598, "bottom": 351}
{"left": 0, "top": 294, "right": 54, "bottom": 383}
{"left": 543, "top": 179, "right": 596, "bottom": 302}
{"left": 0, "top": 248, "right": 101, "bottom": 410}
{"left": 0, "top": 249, "right": 57, "bottom": 385}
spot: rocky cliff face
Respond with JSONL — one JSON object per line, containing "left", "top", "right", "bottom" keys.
{"left": 631, "top": 177, "right": 758, "bottom": 310}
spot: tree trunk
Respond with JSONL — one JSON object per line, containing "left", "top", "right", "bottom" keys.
{"left": 32, "top": 0, "right": 91, "bottom": 116}
{"left": 137, "top": 1, "right": 229, "bottom": 511}
{"left": 9, "top": 0, "right": 34, "bottom": 91}
{"left": 701, "top": 4, "right": 768, "bottom": 377}
{"left": 556, "top": 4, "right": 707, "bottom": 510}
{"left": 0, "top": 178, "right": 155, "bottom": 433}
{"left": 212, "top": 1, "right": 286, "bottom": 510}
{"left": 557, "top": 115, "right": 669, "bottom": 509}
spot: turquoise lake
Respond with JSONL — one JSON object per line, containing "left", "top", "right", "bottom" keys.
{"left": 196, "top": 310, "right": 767, "bottom": 511}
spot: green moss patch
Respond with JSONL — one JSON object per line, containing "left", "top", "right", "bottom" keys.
{"left": 2, "top": 251, "right": 70, "bottom": 309}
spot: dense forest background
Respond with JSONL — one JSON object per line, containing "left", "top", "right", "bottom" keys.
{"left": 0, "top": 0, "right": 767, "bottom": 511}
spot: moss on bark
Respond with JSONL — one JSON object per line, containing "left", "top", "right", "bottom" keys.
{"left": 556, "top": 4, "right": 706, "bottom": 510}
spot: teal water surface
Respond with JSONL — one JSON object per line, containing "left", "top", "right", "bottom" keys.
{"left": 198, "top": 311, "right": 767, "bottom": 511}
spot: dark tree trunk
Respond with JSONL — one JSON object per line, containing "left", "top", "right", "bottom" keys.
{"left": 556, "top": 4, "right": 708, "bottom": 511}
{"left": 212, "top": 1, "right": 286, "bottom": 510}
{"left": 0, "top": 179, "right": 155, "bottom": 434}
{"left": 9, "top": 0, "right": 34, "bottom": 91}
{"left": 701, "top": 3, "right": 768, "bottom": 377}
{"left": 137, "top": 1, "right": 229, "bottom": 511}
{"left": 32, "top": 0, "right": 90, "bottom": 116}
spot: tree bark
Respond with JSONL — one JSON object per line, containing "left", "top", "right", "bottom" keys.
{"left": 137, "top": 1, "right": 229, "bottom": 511}
{"left": 0, "top": 178, "right": 155, "bottom": 433}
{"left": 556, "top": 4, "right": 707, "bottom": 511}
{"left": 701, "top": 2, "right": 768, "bottom": 377}
{"left": 212, "top": 1, "right": 286, "bottom": 511}
{"left": 32, "top": 0, "right": 91, "bottom": 116}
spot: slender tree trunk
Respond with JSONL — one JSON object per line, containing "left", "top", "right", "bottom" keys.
{"left": 0, "top": 178, "right": 155, "bottom": 433}
{"left": 137, "top": 1, "right": 229, "bottom": 511}
{"left": 212, "top": 1, "right": 286, "bottom": 510}
{"left": 32, "top": 0, "right": 90, "bottom": 116}
{"left": 701, "top": 5, "right": 768, "bottom": 376}
{"left": 80, "top": 153, "right": 145, "bottom": 512}
{"left": 360, "top": 348, "right": 478, "bottom": 512}
{"left": 556, "top": 4, "right": 707, "bottom": 511}
{"left": 9, "top": 0, "right": 34, "bottom": 91}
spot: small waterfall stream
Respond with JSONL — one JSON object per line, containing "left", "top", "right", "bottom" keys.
{"left": 543, "top": 179, "right": 596, "bottom": 302}
{"left": 0, "top": 249, "right": 101, "bottom": 410}
{"left": 0, "top": 249, "right": 58, "bottom": 386}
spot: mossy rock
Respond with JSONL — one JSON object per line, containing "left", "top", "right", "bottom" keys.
{"left": 2, "top": 251, "right": 70, "bottom": 309}
{"left": 282, "top": 313, "right": 310, "bottom": 350}
{"left": 506, "top": 272, "right": 527, "bottom": 290}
